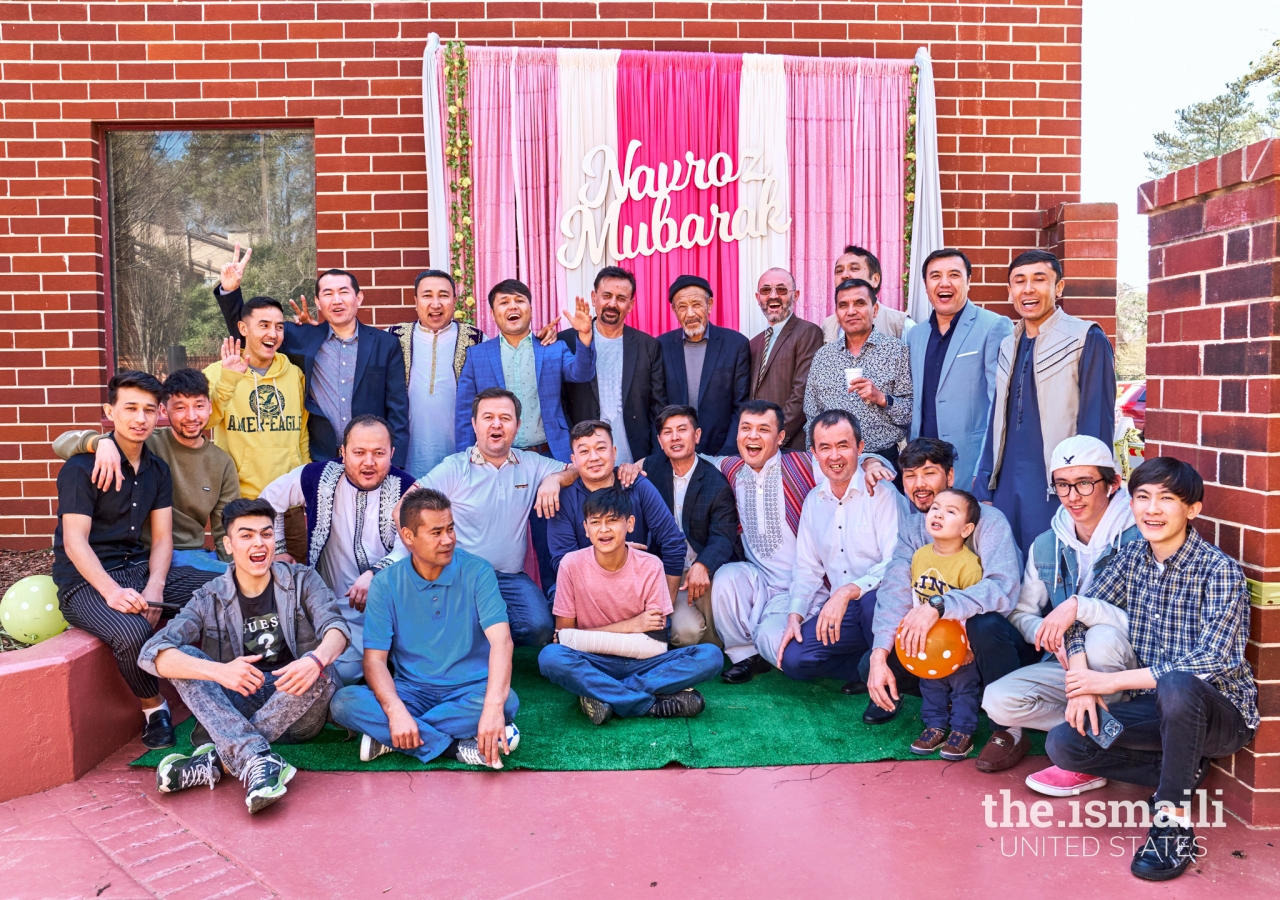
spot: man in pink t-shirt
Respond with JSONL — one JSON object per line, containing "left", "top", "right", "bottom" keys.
{"left": 537, "top": 487, "right": 724, "bottom": 724}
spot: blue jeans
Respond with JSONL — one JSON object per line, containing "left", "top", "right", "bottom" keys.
{"left": 496, "top": 571, "right": 553, "bottom": 647}
{"left": 538, "top": 643, "right": 723, "bottom": 718}
{"left": 329, "top": 679, "right": 520, "bottom": 763}
{"left": 780, "top": 589, "right": 877, "bottom": 683}
{"left": 919, "top": 662, "right": 982, "bottom": 734}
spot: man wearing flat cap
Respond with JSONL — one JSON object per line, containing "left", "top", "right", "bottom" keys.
{"left": 656, "top": 275, "right": 751, "bottom": 454}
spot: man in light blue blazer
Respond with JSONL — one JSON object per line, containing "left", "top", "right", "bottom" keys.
{"left": 905, "top": 249, "right": 1012, "bottom": 490}
{"left": 455, "top": 279, "right": 596, "bottom": 464}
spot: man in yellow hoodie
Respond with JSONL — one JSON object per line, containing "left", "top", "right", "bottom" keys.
{"left": 203, "top": 296, "right": 310, "bottom": 500}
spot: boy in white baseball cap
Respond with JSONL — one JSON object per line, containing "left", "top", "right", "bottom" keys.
{"left": 974, "top": 434, "right": 1141, "bottom": 786}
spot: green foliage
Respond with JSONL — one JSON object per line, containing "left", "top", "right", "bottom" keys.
{"left": 1115, "top": 282, "right": 1147, "bottom": 381}
{"left": 108, "top": 130, "right": 315, "bottom": 373}
{"left": 1145, "top": 84, "right": 1266, "bottom": 177}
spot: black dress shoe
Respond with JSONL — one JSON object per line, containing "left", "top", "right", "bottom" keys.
{"left": 141, "top": 709, "right": 176, "bottom": 750}
{"left": 721, "top": 654, "right": 772, "bottom": 684}
{"left": 861, "top": 697, "right": 901, "bottom": 725}
{"left": 840, "top": 679, "right": 868, "bottom": 695}
{"left": 1131, "top": 823, "right": 1196, "bottom": 881}
{"left": 191, "top": 719, "right": 211, "bottom": 748}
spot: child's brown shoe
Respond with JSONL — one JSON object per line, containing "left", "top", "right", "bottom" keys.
{"left": 910, "top": 726, "right": 948, "bottom": 755}
{"left": 939, "top": 731, "right": 974, "bottom": 760}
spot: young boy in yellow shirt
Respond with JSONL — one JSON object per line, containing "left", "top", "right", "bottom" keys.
{"left": 908, "top": 488, "right": 983, "bottom": 760}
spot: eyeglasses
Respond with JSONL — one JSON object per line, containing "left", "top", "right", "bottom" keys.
{"left": 758, "top": 286, "right": 791, "bottom": 297}
{"left": 1049, "top": 478, "right": 1106, "bottom": 498}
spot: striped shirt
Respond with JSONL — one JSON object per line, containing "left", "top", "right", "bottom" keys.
{"left": 1068, "top": 529, "right": 1258, "bottom": 730}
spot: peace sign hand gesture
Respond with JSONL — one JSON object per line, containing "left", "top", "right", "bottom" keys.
{"left": 288, "top": 295, "right": 323, "bottom": 325}
{"left": 219, "top": 243, "right": 252, "bottom": 293}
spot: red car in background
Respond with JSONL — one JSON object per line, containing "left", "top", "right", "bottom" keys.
{"left": 1116, "top": 381, "right": 1146, "bottom": 438}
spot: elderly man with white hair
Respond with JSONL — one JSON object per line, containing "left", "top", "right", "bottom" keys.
{"left": 977, "top": 435, "right": 1141, "bottom": 784}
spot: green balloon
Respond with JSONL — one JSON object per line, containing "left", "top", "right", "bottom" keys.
{"left": 1, "top": 575, "right": 68, "bottom": 646}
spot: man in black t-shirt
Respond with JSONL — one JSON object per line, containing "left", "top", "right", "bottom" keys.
{"left": 140, "top": 498, "right": 349, "bottom": 814}
{"left": 52, "top": 370, "right": 220, "bottom": 750}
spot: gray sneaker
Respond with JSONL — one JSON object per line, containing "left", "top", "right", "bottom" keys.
{"left": 579, "top": 696, "right": 613, "bottom": 725}
{"left": 241, "top": 752, "right": 296, "bottom": 814}
{"left": 157, "top": 743, "right": 221, "bottom": 794}
{"left": 359, "top": 733, "right": 395, "bottom": 762}
{"left": 453, "top": 725, "right": 519, "bottom": 769}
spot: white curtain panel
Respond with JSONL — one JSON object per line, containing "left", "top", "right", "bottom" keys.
{"left": 736, "top": 53, "right": 791, "bottom": 340}
{"left": 556, "top": 48, "right": 621, "bottom": 312}
{"left": 907, "top": 46, "right": 944, "bottom": 324}
{"left": 422, "top": 34, "right": 450, "bottom": 271}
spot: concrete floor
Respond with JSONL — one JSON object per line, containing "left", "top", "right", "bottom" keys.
{"left": 2, "top": 739, "right": 1278, "bottom": 900}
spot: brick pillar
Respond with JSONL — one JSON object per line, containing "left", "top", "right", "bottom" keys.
{"left": 1139, "top": 137, "right": 1280, "bottom": 825}
{"left": 1040, "top": 202, "right": 1119, "bottom": 342}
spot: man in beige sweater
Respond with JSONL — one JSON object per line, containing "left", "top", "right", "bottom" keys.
{"left": 53, "top": 368, "right": 240, "bottom": 572}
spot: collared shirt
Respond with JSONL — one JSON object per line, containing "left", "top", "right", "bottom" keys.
{"left": 672, "top": 456, "right": 699, "bottom": 568}
{"left": 1069, "top": 530, "right": 1258, "bottom": 730}
{"left": 311, "top": 326, "right": 360, "bottom": 440}
{"left": 52, "top": 435, "right": 173, "bottom": 592}
{"left": 363, "top": 549, "right": 507, "bottom": 687}
{"left": 683, "top": 337, "right": 708, "bottom": 406}
{"left": 787, "top": 476, "right": 901, "bottom": 618}
{"left": 414, "top": 446, "right": 564, "bottom": 574}
{"left": 594, "top": 327, "right": 633, "bottom": 464}
{"left": 804, "top": 328, "right": 913, "bottom": 453}
{"left": 499, "top": 333, "right": 546, "bottom": 449}
{"left": 919, "top": 308, "right": 960, "bottom": 440}
{"left": 408, "top": 322, "right": 460, "bottom": 476}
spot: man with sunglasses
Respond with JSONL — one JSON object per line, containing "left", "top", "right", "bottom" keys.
{"left": 975, "top": 435, "right": 1141, "bottom": 777}
{"left": 748, "top": 268, "right": 824, "bottom": 451}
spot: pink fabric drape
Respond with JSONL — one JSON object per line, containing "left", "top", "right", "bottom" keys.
{"left": 615, "top": 51, "right": 741, "bottom": 335}
{"left": 512, "top": 48, "right": 562, "bottom": 334}
{"left": 786, "top": 57, "right": 911, "bottom": 322}
{"left": 466, "top": 47, "right": 517, "bottom": 336}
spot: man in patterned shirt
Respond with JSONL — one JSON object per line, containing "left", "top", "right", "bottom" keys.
{"left": 804, "top": 279, "right": 913, "bottom": 471}
{"left": 1044, "top": 457, "right": 1257, "bottom": 883}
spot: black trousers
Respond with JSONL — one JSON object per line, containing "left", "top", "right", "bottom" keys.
{"left": 1046, "top": 671, "right": 1253, "bottom": 805}
{"left": 59, "top": 562, "right": 218, "bottom": 699}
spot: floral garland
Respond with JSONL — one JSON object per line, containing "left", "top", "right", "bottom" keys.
{"left": 902, "top": 65, "right": 919, "bottom": 298}
{"left": 443, "top": 41, "right": 477, "bottom": 324}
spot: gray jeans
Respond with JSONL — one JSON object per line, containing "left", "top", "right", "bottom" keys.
{"left": 168, "top": 646, "right": 331, "bottom": 778}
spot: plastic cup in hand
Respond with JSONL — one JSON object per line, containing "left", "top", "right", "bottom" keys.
{"left": 845, "top": 367, "right": 863, "bottom": 390}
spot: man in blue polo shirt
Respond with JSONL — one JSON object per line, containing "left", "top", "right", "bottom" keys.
{"left": 330, "top": 489, "right": 520, "bottom": 769}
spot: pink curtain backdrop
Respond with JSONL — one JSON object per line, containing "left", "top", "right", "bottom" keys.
{"left": 512, "top": 48, "right": 562, "bottom": 334}
{"left": 785, "top": 57, "right": 911, "bottom": 322}
{"left": 465, "top": 47, "right": 517, "bottom": 336}
{"left": 615, "top": 51, "right": 742, "bottom": 335}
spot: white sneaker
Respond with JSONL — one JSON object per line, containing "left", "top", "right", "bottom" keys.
{"left": 359, "top": 733, "right": 395, "bottom": 762}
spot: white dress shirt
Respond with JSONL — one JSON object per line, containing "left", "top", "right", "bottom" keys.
{"left": 787, "top": 475, "right": 901, "bottom": 618}
{"left": 671, "top": 455, "right": 699, "bottom": 568}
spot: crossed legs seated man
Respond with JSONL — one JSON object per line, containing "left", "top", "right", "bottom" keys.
{"left": 537, "top": 487, "right": 723, "bottom": 724}
{"left": 331, "top": 489, "right": 520, "bottom": 770}
{"left": 140, "top": 498, "right": 350, "bottom": 814}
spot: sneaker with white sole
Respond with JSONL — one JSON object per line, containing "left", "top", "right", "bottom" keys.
{"left": 1025, "top": 765, "right": 1108, "bottom": 797}
{"left": 359, "top": 733, "right": 396, "bottom": 762}
{"left": 156, "top": 743, "right": 221, "bottom": 794}
{"left": 453, "top": 724, "right": 520, "bottom": 770}
{"left": 241, "top": 752, "right": 296, "bottom": 814}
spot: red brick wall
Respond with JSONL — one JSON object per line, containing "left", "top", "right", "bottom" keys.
{"left": 0, "top": 0, "right": 1084, "bottom": 548}
{"left": 1138, "top": 138, "right": 1280, "bottom": 825}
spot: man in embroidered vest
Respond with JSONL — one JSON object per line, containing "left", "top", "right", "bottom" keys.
{"left": 257, "top": 415, "right": 414, "bottom": 685}
{"left": 387, "top": 269, "right": 484, "bottom": 478}
{"left": 974, "top": 250, "right": 1117, "bottom": 557}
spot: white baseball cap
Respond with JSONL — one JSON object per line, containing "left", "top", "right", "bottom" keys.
{"left": 1050, "top": 435, "right": 1115, "bottom": 474}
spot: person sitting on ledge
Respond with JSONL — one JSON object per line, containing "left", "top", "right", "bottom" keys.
{"left": 52, "top": 369, "right": 223, "bottom": 751}
{"left": 140, "top": 498, "right": 350, "bottom": 814}
{"left": 1044, "top": 457, "right": 1257, "bottom": 883}
{"left": 330, "top": 489, "right": 520, "bottom": 770}
{"left": 538, "top": 487, "right": 723, "bottom": 725}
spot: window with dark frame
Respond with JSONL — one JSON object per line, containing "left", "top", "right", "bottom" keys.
{"left": 105, "top": 128, "right": 316, "bottom": 376}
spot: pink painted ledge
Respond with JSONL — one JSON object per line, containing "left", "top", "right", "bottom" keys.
{"left": 0, "top": 628, "right": 141, "bottom": 803}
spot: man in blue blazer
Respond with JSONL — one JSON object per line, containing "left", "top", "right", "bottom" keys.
{"left": 454, "top": 279, "right": 596, "bottom": 463}
{"left": 657, "top": 275, "right": 751, "bottom": 455}
{"left": 905, "top": 249, "right": 1012, "bottom": 490}
{"left": 214, "top": 245, "right": 410, "bottom": 468}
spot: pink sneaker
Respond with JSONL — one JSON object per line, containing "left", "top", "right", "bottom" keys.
{"left": 1024, "top": 765, "right": 1108, "bottom": 797}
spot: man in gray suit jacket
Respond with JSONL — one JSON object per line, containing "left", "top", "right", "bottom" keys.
{"left": 905, "top": 249, "right": 1011, "bottom": 490}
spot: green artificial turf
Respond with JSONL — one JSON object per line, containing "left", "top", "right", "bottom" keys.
{"left": 132, "top": 647, "right": 1045, "bottom": 772}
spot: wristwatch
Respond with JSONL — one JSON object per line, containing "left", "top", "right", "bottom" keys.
{"left": 928, "top": 595, "right": 945, "bottom": 615}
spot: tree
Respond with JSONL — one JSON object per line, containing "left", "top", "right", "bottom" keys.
{"left": 1145, "top": 85, "right": 1266, "bottom": 176}
{"left": 1114, "top": 282, "right": 1147, "bottom": 381}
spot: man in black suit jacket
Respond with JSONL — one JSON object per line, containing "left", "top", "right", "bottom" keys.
{"left": 558, "top": 267, "right": 666, "bottom": 462}
{"left": 657, "top": 275, "right": 751, "bottom": 455}
{"left": 644, "top": 404, "right": 743, "bottom": 647}
{"left": 214, "top": 245, "right": 410, "bottom": 467}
